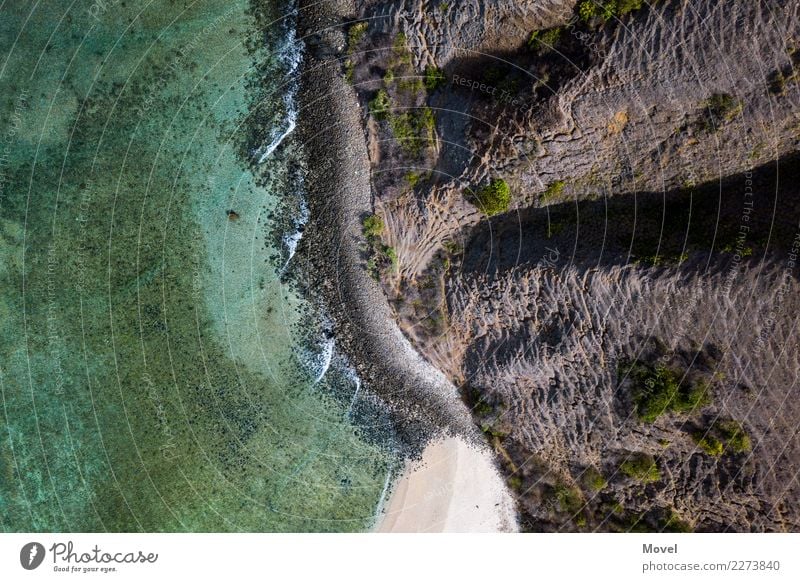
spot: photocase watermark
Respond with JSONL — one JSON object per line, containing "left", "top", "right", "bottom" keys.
{"left": 46, "top": 244, "right": 67, "bottom": 397}
{"left": 451, "top": 73, "right": 536, "bottom": 113}
{"left": 142, "top": 372, "right": 181, "bottom": 460}
{"left": 753, "top": 230, "right": 800, "bottom": 356}
{"left": 0, "top": 89, "right": 30, "bottom": 202}
{"left": 132, "top": 6, "right": 240, "bottom": 123}
{"left": 20, "top": 542, "right": 46, "bottom": 570}
{"left": 537, "top": 246, "right": 561, "bottom": 269}
{"left": 722, "top": 170, "right": 755, "bottom": 296}
{"left": 562, "top": 15, "right": 609, "bottom": 60}
{"left": 87, "top": 0, "right": 124, "bottom": 22}
{"left": 18, "top": 540, "right": 159, "bottom": 574}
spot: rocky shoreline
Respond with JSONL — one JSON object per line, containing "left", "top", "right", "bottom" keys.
{"left": 295, "top": 0, "right": 478, "bottom": 453}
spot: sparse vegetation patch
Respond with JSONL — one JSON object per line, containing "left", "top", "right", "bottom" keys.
{"left": 620, "top": 362, "right": 710, "bottom": 422}
{"left": 467, "top": 179, "right": 512, "bottom": 216}
{"left": 692, "top": 419, "right": 752, "bottom": 457}
{"left": 620, "top": 454, "right": 660, "bottom": 483}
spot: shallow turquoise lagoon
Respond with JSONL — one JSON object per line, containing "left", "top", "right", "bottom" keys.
{"left": 0, "top": 0, "right": 394, "bottom": 532}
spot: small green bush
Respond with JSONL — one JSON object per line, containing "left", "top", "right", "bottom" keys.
{"left": 578, "top": 0, "right": 647, "bottom": 23}
{"left": 695, "top": 419, "right": 752, "bottom": 457}
{"left": 362, "top": 214, "right": 384, "bottom": 238}
{"left": 718, "top": 420, "right": 751, "bottom": 454}
{"left": 692, "top": 433, "right": 724, "bottom": 456}
{"left": 620, "top": 454, "right": 660, "bottom": 483}
{"left": 468, "top": 179, "right": 512, "bottom": 216}
{"left": 397, "top": 77, "right": 424, "bottom": 94}
{"left": 347, "top": 22, "right": 368, "bottom": 51}
{"left": 661, "top": 510, "right": 693, "bottom": 533}
{"left": 385, "top": 246, "right": 398, "bottom": 269}
{"left": 529, "top": 27, "right": 563, "bottom": 54}
{"left": 405, "top": 172, "right": 423, "bottom": 188}
{"left": 700, "top": 93, "right": 743, "bottom": 131}
{"left": 424, "top": 66, "right": 446, "bottom": 91}
{"left": 578, "top": 0, "right": 598, "bottom": 21}
{"left": 369, "top": 89, "right": 391, "bottom": 120}
{"left": 388, "top": 108, "right": 435, "bottom": 155}
{"left": 541, "top": 180, "right": 566, "bottom": 203}
{"left": 582, "top": 466, "right": 608, "bottom": 492}
{"left": 622, "top": 363, "right": 710, "bottom": 423}
{"left": 554, "top": 485, "right": 584, "bottom": 514}
{"left": 392, "top": 33, "right": 412, "bottom": 65}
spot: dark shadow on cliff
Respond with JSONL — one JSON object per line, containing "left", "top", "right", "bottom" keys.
{"left": 428, "top": 34, "right": 600, "bottom": 180}
{"left": 460, "top": 152, "right": 800, "bottom": 278}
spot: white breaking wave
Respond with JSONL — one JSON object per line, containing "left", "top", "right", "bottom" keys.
{"left": 346, "top": 375, "right": 362, "bottom": 419}
{"left": 372, "top": 465, "right": 394, "bottom": 526}
{"left": 312, "top": 336, "right": 335, "bottom": 385}
{"left": 280, "top": 196, "right": 309, "bottom": 273}
{"left": 257, "top": 115, "right": 296, "bottom": 163}
{"left": 256, "top": 19, "right": 303, "bottom": 163}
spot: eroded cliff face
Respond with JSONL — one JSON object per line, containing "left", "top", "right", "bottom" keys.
{"left": 343, "top": 0, "right": 800, "bottom": 530}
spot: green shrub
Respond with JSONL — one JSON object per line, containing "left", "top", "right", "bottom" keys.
{"left": 622, "top": 363, "right": 710, "bottom": 423}
{"left": 700, "top": 93, "right": 743, "bottom": 131}
{"left": 366, "top": 257, "right": 379, "bottom": 280}
{"left": 661, "top": 510, "right": 693, "bottom": 533}
{"left": 388, "top": 107, "right": 436, "bottom": 155}
{"left": 528, "top": 27, "right": 563, "bottom": 54}
{"left": 615, "top": 0, "right": 645, "bottom": 16}
{"left": 424, "top": 66, "right": 446, "bottom": 90}
{"left": 468, "top": 179, "right": 511, "bottom": 216}
{"left": 620, "top": 454, "right": 660, "bottom": 483}
{"left": 718, "top": 420, "right": 751, "bottom": 454}
{"left": 541, "top": 180, "right": 566, "bottom": 203}
{"left": 554, "top": 485, "right": 584, "bottom": 514}
{"left": 392, "top": 33, "right": 412, "bottom": 65}
{"left": 405, "top": 172, "right": 423, "bottom": 188}
{"left": 398, "top": 77, "right": 424, "bottom": 94}
{"left": 442, "top": 239, "right": 462, "bottom": 255}
{"left": 344, "top": 59, "right": 355, "bottom": 83}
{"left": 582, "top": 466, "right": 608, "bottom": 492}
{"left": 695, "top": 419, "right": 752, "bottom": 456}
{"left": 385, "top": 246, "right": 398, "bottom": 269}
{"left": 578, "top": 0, "right": 647, "bottom": 23}
{"left": 362, "top": 214, "right": 384, "bottom": 238}
{"left": 389, "top": 113, "right": 417, "bottom": 153}
{"left": 578, "top": 0, "right": 597, "bottom": 21}
{"left": 369, "top": 89, "right": 391, "bottom": 120}
{"left": 347, "top": 22, "right": 368, "bottom": 51}
{"left": 692, "top": 433, "right": 724, "bottom": 456}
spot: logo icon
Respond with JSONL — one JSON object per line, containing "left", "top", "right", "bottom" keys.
{"left": 20, "top": 542, "right": 45, "bottom": 570}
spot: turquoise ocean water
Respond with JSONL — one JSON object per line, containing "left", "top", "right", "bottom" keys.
{"left": 0, "top": 0, "right": 395, "bottom": 531}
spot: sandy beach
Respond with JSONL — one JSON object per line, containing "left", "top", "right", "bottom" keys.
{"left": 376, "top": 437, "right": 518, "bottom": 532}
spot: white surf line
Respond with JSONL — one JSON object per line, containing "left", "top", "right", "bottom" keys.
{"left": 371, "top": 464, "right": 394, "bottom": 527}
{"left": 257, "top": 21, "right": 302, "bottom": 164}
{"left": 312, "top": 337, "right": 334, "bottom": 385}
{"left": 346, "top": 376, "right": 361, "bottom": 419}
{"left": 278, "top": 197, "right": 309, "bottom": 274}
{"left": 257, "top": 115, "right": 296, "bottom": 163}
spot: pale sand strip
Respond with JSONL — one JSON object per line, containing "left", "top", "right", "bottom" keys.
{"left": 376, "top": 437, "right": 518, "bottom": 533}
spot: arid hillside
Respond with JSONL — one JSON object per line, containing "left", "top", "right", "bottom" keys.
{"left": 338, "top": 0, "right": 800, "bottom": 530}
